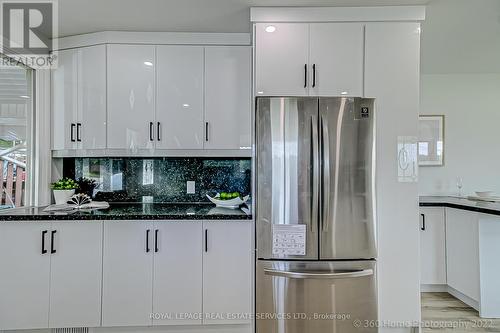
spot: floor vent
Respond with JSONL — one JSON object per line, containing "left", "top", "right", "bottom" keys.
{"left": 53, "top": 328, "right": 89, "bottom": 333}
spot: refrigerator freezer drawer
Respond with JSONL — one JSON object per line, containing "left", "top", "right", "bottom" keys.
{"left": 256, "top": 260, "right": 377, "bottom": 333}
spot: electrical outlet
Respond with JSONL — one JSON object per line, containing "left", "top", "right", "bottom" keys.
{"left": 186, "top": 181, "right": 196, "bottom": 194}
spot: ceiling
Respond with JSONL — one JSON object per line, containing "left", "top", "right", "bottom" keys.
{"left": 56, "top": 0, "right": 500, "bottom": 74}
{"left": 57, "top": 0, "right": 430, "bottom": 37}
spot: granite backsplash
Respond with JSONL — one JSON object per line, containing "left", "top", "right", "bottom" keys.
{"left": 63, "top": 157, "right": 251, "bottom": 203}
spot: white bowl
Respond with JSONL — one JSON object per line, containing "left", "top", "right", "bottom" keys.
{"left": 206, "top": 194, "right": 249, "bottom": 209}
{"left": 475, "top": 191, "right": 495, "bottom": 198}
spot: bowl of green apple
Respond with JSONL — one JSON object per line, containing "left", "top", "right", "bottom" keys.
{"left": 206, "top": 192, "right": 250, "bottom": 209}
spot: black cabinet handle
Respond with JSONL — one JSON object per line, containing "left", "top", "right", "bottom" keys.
{"left": 420, "top": 213, "right": 426, "bottom": 231}
{"left": 304, "top": 64, "right": 307, "bottom": 88}
{"left": 149, "top": 122, "right": 154, "bottom": 141}
{"left": 76, "top": 123, "right": 82, "bottom": 142}
{"left": 41, "top": 230, "right": 48, "bottom": 254}
{"left": 312, "top": 64, "right": 316, "bottom": 88}
{"left": 70, "top": 124, "right": 76, "bottom": 142}
{"left": 205, "top": 122, "right": 209, "bottom": 142}
{"left": 50, "top": 230, "right": 57, "bottom": 254}
{"left": 157, "top": 122, "right": 161, "bottom": 141}
{"left": 155, "top": 229, "right": 159, "bottom": 252}
{"left": 146, "top": 229, "right": 151, "bottom": 252}
{"left": 205, "top": 229, "right": 208, "bottom": 252}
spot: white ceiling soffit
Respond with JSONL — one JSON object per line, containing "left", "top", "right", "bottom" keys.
{"left": 250, "top": 6, "right": 426, "bottom": 22}
{"left": 57, "top": 0, "right": 430, "bottom": 37}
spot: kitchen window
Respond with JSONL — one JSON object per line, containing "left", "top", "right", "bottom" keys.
{"left": 0, "top": 55, "right": 34, "bottom": 208}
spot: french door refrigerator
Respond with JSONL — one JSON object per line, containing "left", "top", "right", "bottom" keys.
{"left": 256, "top": 97, "right": 377, "bottom": 333}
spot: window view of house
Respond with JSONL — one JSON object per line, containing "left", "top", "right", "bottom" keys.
{"left": 0, "top": 60, "right": 32, "bottom": 208}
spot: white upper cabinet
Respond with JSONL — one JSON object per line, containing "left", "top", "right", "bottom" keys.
{"left": 48, "top": 222, "right": 103, "bottom": 328}
{"left": 107, "top": 44, "right": 155, "bottom": 150}
{"left": 78, "top": 45, "right": 107, "bottom": 149}
{"left": 156, "top": 46, "right": 204, "bottom": 149}
{"left": 0, "top": 223, "right": 51, "bottom": 331}
{"left": 52, "top": 49, "right": 78, "bottom": 150}
{"left": 52, "top": 46, "right": 106, "bottom": 150}
{"left": 255, "top": 23, "right": 309, "bottom": 96}
{"left": 204, "top": 46, "right": 252, "bottom": 150}
{"left": 255, "top": 23, "right": 364, "bottom": 97}
{"left": 309, "top": 23, "right": 364, "bottom": 97}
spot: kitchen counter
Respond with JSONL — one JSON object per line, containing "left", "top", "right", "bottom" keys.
{"left": 0, "top": 203, "right": 252, "bottom": 221}
{"left": 420, "top": 196, "right": 500, "bottom": 216}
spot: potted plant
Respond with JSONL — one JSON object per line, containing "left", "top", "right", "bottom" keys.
{"left": 51, "top": 178, "right": 79, "bottom": 205}
{"left": 76, "top": 177, "right": 99, "bottom": 198}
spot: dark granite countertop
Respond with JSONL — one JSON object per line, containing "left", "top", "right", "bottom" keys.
{"left": 420, "top": 196, "right": 500, "bottom": 216}
{"left": 0, "top": 203, "right": 252, "bottom": 221}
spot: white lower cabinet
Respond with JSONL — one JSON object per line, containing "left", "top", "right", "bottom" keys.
{"left": 0, "top": 221, "right": 103, "bottom": 331}
{"left": 445, "top": 208, "right": 480, "bottom": 301}
{"left": 419, "top": 207, "right": 447, "bottom": 285}
{"left": 0, "top": 220, "right": 252, "bottom": 330}
{"left": 49, "top": 222, "right": 103, "bottom": 328}
{"left": 102, "top": 221, "right": 154, "bottom": 327}
{"left": 152, "top": 222, "right": 203, "bottom": 326}
{"left": 0, "top": 222, "right": 51, "bottom": 330}
{"left": 203, "top": 221, "right": 252, "bottom": 325}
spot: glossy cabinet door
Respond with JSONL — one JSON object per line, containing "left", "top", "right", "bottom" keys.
{"left": 107, "top": 45, "right": 155, "bottom": 150}
{"left": 52, "top": 49, "right": 78, "bottom": 150}
{"left": 203, "top": 221, "right": 252, "bottom": 325}
{"left": 102, "top": 221, "right": 154, "bottom": 327}
{"left": 365, "top": 22, "right": 421, "bottom": 323}
{"left": 156, "top": 46, "right": 204, "bottom": 149}
{"left": 419, "top": 207, "right": 447, "bottom": 285}
{"left": 445, "top": 208, "right": 480, "bottom": 301}
{"left": 78, "top": 45, "right": 107, "bottom": 149}
{"left": 309, "top": 23, "right": 364, "bottom": 97}
{"left": 255, "top": 23, "right": 309, "bottom": 96}
{"left": 0, "top": 222, "right": 51, "bottom": 330}
{"left": 49, "top": 222, "right": 103, "bottom": 328}
{"left": 153, "top": 222, "right": 203, "bottom": 326}
{"left": 204, "top": 46, "right": 251, "bottom": 150}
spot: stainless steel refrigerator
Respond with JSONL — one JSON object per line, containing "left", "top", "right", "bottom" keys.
{"left": 256, "top": 97, "right": 378, "bottom": 333}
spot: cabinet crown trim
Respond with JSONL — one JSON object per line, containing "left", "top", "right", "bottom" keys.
{"left": 250, "top": 6, "right": 425, "bottom": 23}
{"left": 55, "top": 31, "right": 251, "bottom": 50}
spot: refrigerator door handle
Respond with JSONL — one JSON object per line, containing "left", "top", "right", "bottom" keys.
{"left": 321, "top": 115, "right": 331, "bottom": 232}
{"left": 311, "top": 115, "right": 319, "bottom": 232}
{"left": 264, "top": 268, "right": 374, "bottom": 279}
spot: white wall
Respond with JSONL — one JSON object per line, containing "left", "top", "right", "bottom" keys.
{"left": 419, "top": 74, "right": 500, "bottom": 195}
{"left": 419, "top": 0, "right": 500, "bottom": 196}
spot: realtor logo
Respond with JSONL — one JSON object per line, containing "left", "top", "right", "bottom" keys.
{"left": 1, "top": 0, "right": 58, "bottom": 68}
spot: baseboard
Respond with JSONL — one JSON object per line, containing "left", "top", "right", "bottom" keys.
{"left": 447, "top": 286, "right": 480, "bottom": 311}
{"left": 1, "top": 325, "right": 252, "bottom": 333}
{"left": 421, "top": 284, "right": 448, "bottom": 292}
{"left": 89, "top": 325, "right": 252, "bottom": 333}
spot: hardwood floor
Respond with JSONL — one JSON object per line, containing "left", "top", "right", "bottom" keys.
{"left": 421, "top": 292, "right": 500, "bottom": 332}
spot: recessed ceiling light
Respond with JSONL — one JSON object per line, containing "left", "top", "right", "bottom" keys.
{"left": 182, "top": 103, "right": 190, "bottom": 108}
{"left": 265, "top": 25, "right": 276, "bottom": 33}
{"left": 19, "top": 95, "right": 30, "bottom": 99}
{"left": 144, "top": 61, "right": 153, "bottom": 66}
{"left": 341, "top": 91, "right": 348, "bottom": 95}
{"left": 257, "top": 91, "right": 264, "bottom": 95}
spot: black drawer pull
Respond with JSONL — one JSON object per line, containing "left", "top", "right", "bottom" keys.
{"left": 146, "top": 229, "right": 151, "bottom": 253}
{"left": 205, "top": 229, "right": 208, "bottom": 252}
{"left": 51, "top": 230, "right": 57, "bottom": 254}
{"left": 155, "top": 229, "right": 159, "bottom": 252}
{"left": 420, "top": 214, "right": 426, "bottom": 231}
{"left": 41, "top": 230, "right": 48, "bottom": 254}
